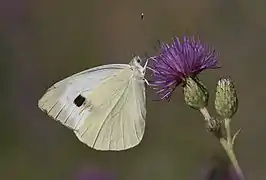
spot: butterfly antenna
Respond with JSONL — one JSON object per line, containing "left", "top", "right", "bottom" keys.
{"left": 144, "top": 51, "right": 149, "bottom": 59}
{"left": 132, "top": 52, "right": 137, "bottom": 58}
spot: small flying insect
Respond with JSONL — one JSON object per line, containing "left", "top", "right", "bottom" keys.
{"left": 140, "top": 12, "right": 144, "bottom": 20}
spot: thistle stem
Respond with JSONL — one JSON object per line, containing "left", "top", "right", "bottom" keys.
{"left": 220, "top": 138, "right": 244, "bottom": 179}
{"left": 224, "top": 118, "right": 232, "bottom": 145}
{"left": 199, "top": 107, "right": 244, "bottom": 179}
{"left": 199, "top": 107, "right": 211, "bottom": 123}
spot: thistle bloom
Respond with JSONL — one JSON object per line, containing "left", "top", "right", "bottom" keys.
{"left": 150, "top": 36, "right": 219, "bottom": 100}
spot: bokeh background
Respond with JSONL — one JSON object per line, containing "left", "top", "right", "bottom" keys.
{"left": 1, "top": 0, "right": 266, "bottom": 179}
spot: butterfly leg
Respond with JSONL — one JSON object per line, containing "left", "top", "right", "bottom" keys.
{"left": 144, "top": 78, "right": 150, "bottom": 85}
{"left": 142, "top": 58, "right": 149, "bottom": 74}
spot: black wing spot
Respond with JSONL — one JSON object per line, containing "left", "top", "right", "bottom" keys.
{"left": 74, "top": 94, "right": 86, "bottom": 107}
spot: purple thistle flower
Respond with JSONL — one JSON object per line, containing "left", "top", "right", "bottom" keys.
{"left": 149, "top": 36, "right": 219, "bottom": 100}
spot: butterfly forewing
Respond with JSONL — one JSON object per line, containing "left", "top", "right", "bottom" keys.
{"left": 38, "top": 64, "right": 128, "bottom": 129}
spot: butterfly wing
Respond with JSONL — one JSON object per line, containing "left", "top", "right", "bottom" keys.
{"left": 74, "top": 67, "right": 146, "bottom": 151}
{"left": 38, "top": 64, "right": 129, "bottom": 130}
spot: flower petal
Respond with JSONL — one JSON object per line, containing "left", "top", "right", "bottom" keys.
{"left": 150, "top": 35, "right": 219, "bottom": 100}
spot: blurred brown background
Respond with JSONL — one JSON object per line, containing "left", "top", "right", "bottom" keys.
{"left": 1, "top": 0, "right": 265, "bottom": 179}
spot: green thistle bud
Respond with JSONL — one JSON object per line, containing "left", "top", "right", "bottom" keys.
{"left": 183, "top": 76, "right": 209, "bottom": 109}
{"left": 215, "top": 78, "right": 238, "bottom": 118}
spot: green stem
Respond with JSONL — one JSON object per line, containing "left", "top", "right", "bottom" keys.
{"left": 223, "top": 118, "right": 244, "bottom": 179}
{"left": 199, "top": 108, "right": 245, "bottom": 179}
{"left": 224, "top": 118, "right": 232, "bottom": 144}
{"left": 199, "top": 107, "right": 211, "bottom": 123}
{"left": 220, "top": 138, "right": 244, "bottom": 179}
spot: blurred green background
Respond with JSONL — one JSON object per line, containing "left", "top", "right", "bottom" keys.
{"left": 1, "top": 0, "right": 266, "bottom": 179}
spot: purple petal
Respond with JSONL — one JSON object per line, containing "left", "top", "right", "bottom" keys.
{"left": 149, "top": 35, "right": 219, "bottom": 100}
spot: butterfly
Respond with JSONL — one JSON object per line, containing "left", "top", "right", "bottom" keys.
{"left": 38, "top": 56, "right": 149, "bottom": 151}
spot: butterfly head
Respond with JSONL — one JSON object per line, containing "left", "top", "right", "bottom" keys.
{"left": 130, "top": 56, "right": 148, "bottom": 76}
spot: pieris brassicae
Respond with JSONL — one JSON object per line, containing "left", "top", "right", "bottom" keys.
{"left": 38, "top": 56, "right": 148, "bottom": 151}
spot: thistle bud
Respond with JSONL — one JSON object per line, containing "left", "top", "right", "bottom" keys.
{"left": 215, "top": 78, "right": 238, "bottom": 118}
{"left": 183, "top": 77, "right": 209, "bottom": 109}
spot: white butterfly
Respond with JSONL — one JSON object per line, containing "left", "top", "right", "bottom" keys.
{"left": 38, "top": 56, "right": 149, "bottom": 151}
